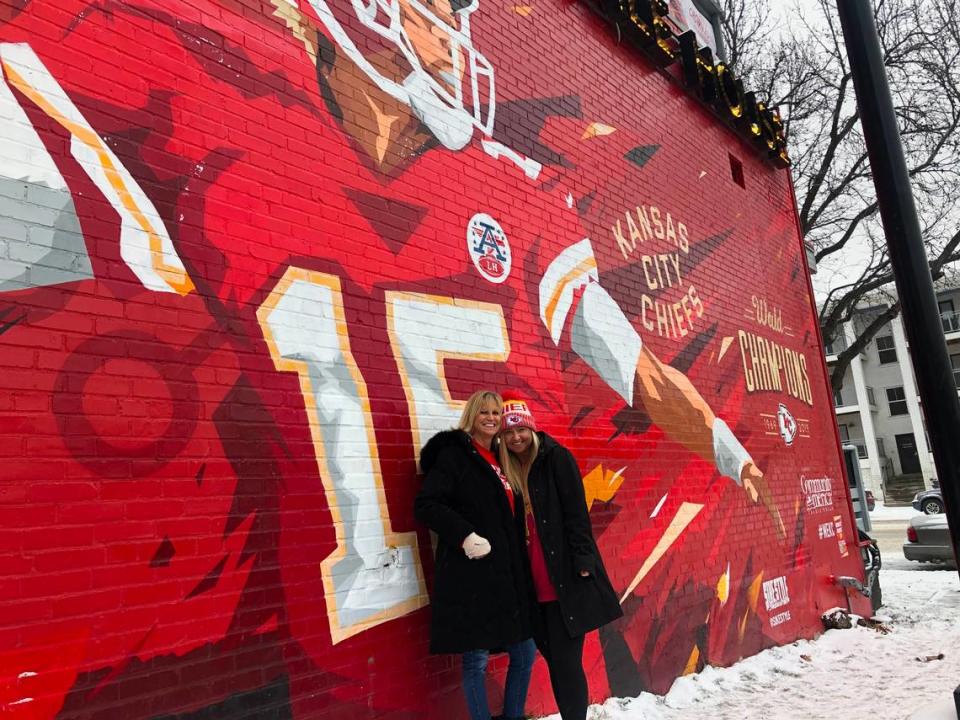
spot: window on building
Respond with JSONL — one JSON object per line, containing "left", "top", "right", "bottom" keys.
{"left": 833, "top": 382, "right": 844, "bottom": 407}
{"left": 838, "top": 424, "right": 850, "bottom": 442}
{"left": 867, "top": 386, "right": 876, "bottom": 406}
{"left": 877, "top": 437, "right": 885, "bottom": 458}
{"left": 887, "top": 386, "right": 908, "bottom": 416}
{"left": 939, "top": 299, "right": 958, "bottom": 332}
{"left": 876, "top": 334, "right": 897, "bottom": 364}
{"left": 951, "top": 353, "right": 960, "bottom": 388}
{"left": 824, "top": 329, "right": 848, "bottom": 355}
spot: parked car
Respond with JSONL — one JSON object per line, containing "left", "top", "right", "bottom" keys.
{"left": 912, "top": 480, "right": 943, "bottom": 515}
{"left": 903, "top": 514, "right": 957, "bottom": 566}
{"left": 865, "top": 489, "right": 876, "bottom": 512}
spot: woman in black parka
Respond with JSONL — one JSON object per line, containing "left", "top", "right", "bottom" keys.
{"left": 498, "top": 395, "right": 622, "bottom": 720}
{"left": 415, "top": 390, "right": 535, "bottom": 720}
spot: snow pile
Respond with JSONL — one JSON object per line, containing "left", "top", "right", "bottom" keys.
{"left": 541, "top": 567, "right": 960, "bottom": 719}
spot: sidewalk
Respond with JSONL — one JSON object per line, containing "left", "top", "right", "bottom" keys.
{"left": 870, "top": 502, "right": 920, "bottom": 523}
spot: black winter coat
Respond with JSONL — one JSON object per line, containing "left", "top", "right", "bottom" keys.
{"left": 527, "top": 432, "right": 623, "bottom": 638}
{"left": 415, "top": 430, "right": 534, "bottom": 654}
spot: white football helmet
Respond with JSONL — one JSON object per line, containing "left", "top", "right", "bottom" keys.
{"left": 304, "top": 0, "right": 496, "bottom": 150}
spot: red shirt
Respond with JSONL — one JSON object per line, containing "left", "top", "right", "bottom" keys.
{"left": 473, "top": 441, "right": 514, "bottom": 513}
{"left": 527, "top": 512, "right": 558, "bottom": 602}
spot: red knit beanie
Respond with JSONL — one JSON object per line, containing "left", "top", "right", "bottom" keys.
{"left": 501, "top": 394, "right": 537, "bottom": 432}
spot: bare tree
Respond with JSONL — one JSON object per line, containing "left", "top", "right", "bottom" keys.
{"left": 721, "top": 0, "right": 960, "bottom": 391}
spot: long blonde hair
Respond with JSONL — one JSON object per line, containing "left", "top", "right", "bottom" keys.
{"left": 457, "top": 390, "right": 503, "bottom": 433}
{"left": 498, "top": 430, "right": 540, "bottom": 510}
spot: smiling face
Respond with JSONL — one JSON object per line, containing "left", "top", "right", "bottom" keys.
{"left": 501, "top": 426, "right": 533, "bottom": 456}
{"left": 470, "top": 401, "right": 501, "bottom": 445}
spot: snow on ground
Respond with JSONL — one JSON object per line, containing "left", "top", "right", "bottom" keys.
{"left": 541, "top": 567, "right": 960, "bottom": 720}
{"left": 871, "top": 502, "right": 923, "bottom": 523}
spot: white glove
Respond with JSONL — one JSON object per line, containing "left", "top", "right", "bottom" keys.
{"left": 462, "top": 532, "right": 491, "bottom": 559}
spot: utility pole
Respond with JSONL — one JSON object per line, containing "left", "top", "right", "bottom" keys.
{"left": 833, "top": 4, "right": 960, "bottom": 708}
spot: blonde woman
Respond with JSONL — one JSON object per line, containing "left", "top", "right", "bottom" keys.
{"left": 415, "top": 390, "right": 536, "bottom": 720}
{"left": 498, "top": 395, "right": 621, "bottom": 720}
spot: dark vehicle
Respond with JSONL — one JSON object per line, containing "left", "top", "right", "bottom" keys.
{"left": 903, "top": 514, "right": 957, "bottom": 566}
{"left": 912, "top": 480, "right": 943, "bottom": 515}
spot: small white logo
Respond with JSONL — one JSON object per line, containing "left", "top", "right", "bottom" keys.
{"left": 467, "top": 213, "right": 511, "bottom": 284}
{"left": 777, "top": 403, "right": 798, "bottom": 445}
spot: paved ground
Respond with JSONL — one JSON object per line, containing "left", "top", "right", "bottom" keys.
{"left": 872, "top": 516, "right": 910, "bottom": 558}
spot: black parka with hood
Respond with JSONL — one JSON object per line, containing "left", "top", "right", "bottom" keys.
{"left": 526, "top": 432, "right": 623, "bottom": 638}
{"left": 415, "top": 429, "right": 533, "bottom": 654}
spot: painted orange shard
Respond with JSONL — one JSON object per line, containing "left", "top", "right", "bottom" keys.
{"left": 581, "top": 121, "right": 617, "bottom": 139}
{"left": 582, "top": 463, "right": 627, "bottom": 508}
{"left": 682, "top": 644, "right": 701, "bottom": 676}
{"left": 716, "top": 562, "right": 730, "bottom": 605}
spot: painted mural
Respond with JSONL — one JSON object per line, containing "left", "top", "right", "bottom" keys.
{"left": 0, "top": 0, "right": 869, "bottom": 717}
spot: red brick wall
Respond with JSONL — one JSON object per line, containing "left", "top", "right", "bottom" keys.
{"left": 0, "top": 0, "right": 867, "bottom": 717}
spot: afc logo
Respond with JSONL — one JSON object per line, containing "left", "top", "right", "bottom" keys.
{"left": 467, "top": 213, "right": 511, "bottom": 283}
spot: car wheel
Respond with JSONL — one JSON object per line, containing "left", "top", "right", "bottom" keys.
{"left": 922, "top": 498, "right": 943, "bottom": 515}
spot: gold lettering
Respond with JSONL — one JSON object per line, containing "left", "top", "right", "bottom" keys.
{"left": 641, "top": 295, "right": 655, "bottom": 331}
{"left": 672, "top": 301, "right": 688, "bottom": 337}
{"left": 636, "top": 205, "right": 653, "bottom": 241}
{"left": 642, "top": 255, "right": 658, "bottom": 290}
{"left": 612, "top": 220, "right": 632, "bottom": 259}
{"left": 650, "top": 206, "right": 664, "bottom": 239}
{"left": 656, "top": 299, "right": 671, "bottom": 337}
{"left": 626, "top": 211, "right": 644, "bottom": 247}
{"left": 739, "top": 330, "right": 755, "bottom": 392}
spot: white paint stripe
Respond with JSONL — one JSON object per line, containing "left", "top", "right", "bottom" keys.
{"left": 621, "top": 502, "right": 704, "bottom": 604}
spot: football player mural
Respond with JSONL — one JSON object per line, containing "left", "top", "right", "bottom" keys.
{"left": 0, "top": 0, "right": 866, "bottom": 718}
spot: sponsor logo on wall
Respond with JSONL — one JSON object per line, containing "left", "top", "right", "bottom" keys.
{"left": 801, "top": 474, "right": 834, "bottom": 514}
{"left": 762, "top": 575, "right": 791, "bottom": 627}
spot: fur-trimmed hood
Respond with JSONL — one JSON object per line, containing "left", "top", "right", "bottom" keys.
{"left": 419, "top": 429, "right": 471, "bottom": 474}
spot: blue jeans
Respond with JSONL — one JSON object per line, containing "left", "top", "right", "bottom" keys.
{"left": 462, "top": 638, "right": 536, "bottom": 720}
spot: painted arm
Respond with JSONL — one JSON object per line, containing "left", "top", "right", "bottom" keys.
{"left": 540, "top": 239, "right": 785, "bottom": 538}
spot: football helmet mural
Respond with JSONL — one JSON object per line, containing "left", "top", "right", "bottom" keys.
{"left": 305, "top": 0, "right": 495, "bottom": 148}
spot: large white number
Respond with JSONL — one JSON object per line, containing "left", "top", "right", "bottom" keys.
{"left": 385, "top": 292, "right": 511, "bottom": 456}
{"left": 258, "top": 276, "right": 510, "bottom": 642}
{"left": 258, "top": 268, "right": 427, "bottom": 644}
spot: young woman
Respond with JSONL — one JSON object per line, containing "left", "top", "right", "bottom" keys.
{"left": 415, "top": 390, "right": 536, "bottom": 720}
{"left": 498, "top": 395, "right": 622, "bottom": 720}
